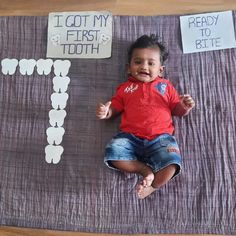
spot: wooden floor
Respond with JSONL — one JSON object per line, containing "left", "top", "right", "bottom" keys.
{"left": 0, "top": 228, "right": 228, "bottom": 236}
{"left": 0, "top": 0, "right": 236, "bottom": 16}
{"left": 0, "top": 0, "right": 235, "bottom": 235}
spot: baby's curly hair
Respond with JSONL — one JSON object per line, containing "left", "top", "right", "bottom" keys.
{"left": 127, "top": 34, "right": 168, "bottom": 64}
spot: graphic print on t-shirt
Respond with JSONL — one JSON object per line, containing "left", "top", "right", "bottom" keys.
{"left": 155, "top": 82, "right": 167, "bottom": 96}
{"left": 124, "top": 83, "right": 139, "bottom": 93}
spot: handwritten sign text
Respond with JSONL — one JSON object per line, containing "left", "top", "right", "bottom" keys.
{"left": 180, "top": 11, "right": 236, "bottom": 53}
{"left": 47, "top": 11, "right": 112, "bottom": 58}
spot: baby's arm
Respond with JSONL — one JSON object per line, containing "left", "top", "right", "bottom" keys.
{"left": 172, "top": 94, "right": 195, "bottom": 116}
{"left": 96, "top": 101, "right": 119, "bottom": 119}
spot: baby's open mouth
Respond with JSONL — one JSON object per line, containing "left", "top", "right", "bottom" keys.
{"left": 139, "top": 71, "right": 150, "bottom": 76}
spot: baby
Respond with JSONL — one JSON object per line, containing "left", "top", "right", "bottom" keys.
{"left": 96, "top": 34, "right": 195, "bottom": 199}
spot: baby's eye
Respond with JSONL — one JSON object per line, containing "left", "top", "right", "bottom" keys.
{"left": 134, "top": 60, "right": 142, "bottom": 64}
{"left": 148, "top": 62, "right": 155, "bottom": 66}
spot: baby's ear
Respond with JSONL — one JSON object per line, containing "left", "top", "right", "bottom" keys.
{"left": 159, "top": 66, "right": 165, "bottom": 77}
{"left": 160, "top": 66, "right": 165, "bottom": 73}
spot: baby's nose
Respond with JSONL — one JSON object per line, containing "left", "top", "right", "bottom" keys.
{"left": 141, "top": 62, "right": 148, "bottom": 70}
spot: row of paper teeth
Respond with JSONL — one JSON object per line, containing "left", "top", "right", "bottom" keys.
{"left": 1, "top": 58, "right": 71, "bottom": 76}
{"left": 45, "top": 59, "right": 71, "bottom": 164}
{"left": 1, "top": 58, "right": 71, "bottom": 164}
{"left": 46, "top": 76, "right": 70, "bottom": 164}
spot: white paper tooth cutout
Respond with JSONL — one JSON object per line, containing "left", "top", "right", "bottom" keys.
{"left": 36, "top": 59, "right": 54, "bottom": 75}
{"left": 50, "top": 34, "right": 61, "bottom": 46}
{"left": 46, "top": 126, "right": 65, "bottom": 145}
{"left": 49, "top": 109, "right": 67, "bottom": 127}
{"left": 51, "top": 92, "right": 69, "bottom": 110}
{"left": 1, "top": 58, "right": 18, "bottom": 75}
{"left": 53, "top": 76, "right": 70, "bottom": 93}
{"left": 53, "top": 60, "right": 71, "bottom": 76}
{"left": 45, "top": 145, "right": 64, "bottom": 164}
{"left": 19, "top": 59, "right": 36, "bottom": 75}
{"left": 99, "top": 33, "right": 111, "bottom": 45}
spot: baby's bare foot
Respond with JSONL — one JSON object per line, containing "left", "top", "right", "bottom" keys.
{"left": 141, "top": 172, "right": 154, "bottom": 187}
{"left": 136, "top": 171, "right": 154, "bottom": 199}
{"left": 139, "top": 167, "right": 154, "bottom": 187}
{"left": 136, "top": 185, "right": 156, "bottom": 199}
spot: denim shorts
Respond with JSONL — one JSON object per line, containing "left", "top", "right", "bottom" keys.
{"left": 104, "top": 132, "right": 182, "bottom": 177}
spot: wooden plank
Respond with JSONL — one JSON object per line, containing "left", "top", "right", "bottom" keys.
{"left": 0, "top": 226, "right": 229, "bottom": 236}
{"left": 0, "top": 0, "right": 235, "bottom": 16}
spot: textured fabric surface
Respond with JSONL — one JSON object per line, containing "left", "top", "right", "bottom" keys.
{"left": 0, "top": 14, "right": 236, "bottom": 234}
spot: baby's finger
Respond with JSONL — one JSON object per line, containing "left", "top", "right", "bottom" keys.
{"left": 184, "top": 97, "right": 193, "bottom": 103}
{"left": 186, "top": 99, "right": 195, "bottom": 107}
{"left": 98, "top": 102, "right": 106, "bottom": 108}
{"left": 96, "top": 111, "right": 107, "bottom": 119}
{"left": 105, "top": 101, "right": 111, "bottom": 108}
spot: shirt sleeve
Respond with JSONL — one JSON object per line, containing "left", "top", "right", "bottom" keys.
{"left": 167, "top": 81, "right": 180, "bottom": 111}
{"left": 111, "top": 84, "right": 124, "bottom": 112}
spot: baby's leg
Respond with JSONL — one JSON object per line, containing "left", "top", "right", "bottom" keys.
{"left": 136, "top": 134, "right": 181, "bottom": 199}
{"left": 112, "top": 160, "right": 154, "bottom": 187}
{"left": 137, "top": 164, "right": 177, "bottom": 199}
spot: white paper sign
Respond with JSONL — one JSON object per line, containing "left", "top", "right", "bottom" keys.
{"left": 46, "top": 11, "right": 112, "bottom": 58}
{"left": 180, "top": 11, "right": 236, "bottom": 54}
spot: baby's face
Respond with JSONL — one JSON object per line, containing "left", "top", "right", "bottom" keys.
{"left": 128, "top": 47, "right": 164, "bottom": 83}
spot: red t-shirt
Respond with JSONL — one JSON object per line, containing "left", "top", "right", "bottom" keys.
{"left": 111, "top": 76, "right": 180, "bottom": 140}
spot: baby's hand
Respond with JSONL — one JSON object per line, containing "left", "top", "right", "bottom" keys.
{"left": 180, "top": 94, "right": 195, "bottom": 110}
{"left": 96, "top": 101, "right": 111, "bottom": 119}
